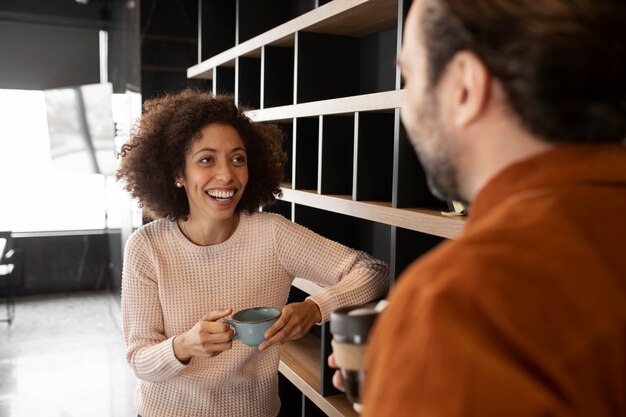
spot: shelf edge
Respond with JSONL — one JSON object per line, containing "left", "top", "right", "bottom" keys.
{"left": 279, "top": 188, "right": 464, "bottom": 239}
{"left": 292, "top": 277, "right": 323, "bottom": 296}
{"left": 246, "top": 90, "right": 403, "bottom": 122}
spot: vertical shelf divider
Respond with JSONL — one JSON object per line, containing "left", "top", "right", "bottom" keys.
{"left": 319, "top": 322, "right": 340, "bottom": 396}
{"left": 317, "top": 115, "right": 323, "bottom": 194}
{"left": 293, "top": 31, "right": 300, "bottom": 105}
{"left": 260, "top": 45, "right": 266, "bottom": 109}
{"left": 293, "top": 117, "right": 300, "bottom": 190}
{"left": 352, "top": 112, "right": 360, "bottom": 201}
{"left": 235, "top": 56, "right": 240, "bottom": 106}
{"left": 211, "top": 67, "right": 216, "bottom": 95}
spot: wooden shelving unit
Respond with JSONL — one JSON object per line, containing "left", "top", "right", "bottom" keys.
{"left": 190, "top": 0, "right": 464, "bottom": 415}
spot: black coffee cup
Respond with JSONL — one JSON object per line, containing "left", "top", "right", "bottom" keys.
{"left": 330, "top": 301, "right": 385, "bottom": 406}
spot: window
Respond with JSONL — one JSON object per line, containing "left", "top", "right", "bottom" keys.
{"left": 0, "top": 87, "right": 142, "bottom": 233}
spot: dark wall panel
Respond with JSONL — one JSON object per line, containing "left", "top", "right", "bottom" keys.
{"left": 5, "top": 233, "right": 117, "bottom": 297}
{"left": 0, "top": 20, "right": 100, "bottom": 90}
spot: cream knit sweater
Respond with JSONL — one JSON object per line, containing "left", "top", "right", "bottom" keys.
{"left": 122, "top": 211, "right": 389, "bottom": 417}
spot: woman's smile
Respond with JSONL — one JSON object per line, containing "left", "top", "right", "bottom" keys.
{"left": 205, "top": 187, "right": 239, "bottom": 206}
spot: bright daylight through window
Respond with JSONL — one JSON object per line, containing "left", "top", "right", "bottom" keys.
{"left": 0, "top": 87, "right": 142, "bottom": 233}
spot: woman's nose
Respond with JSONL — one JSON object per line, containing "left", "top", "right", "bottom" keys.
{"left": 214, "top": 160, "right": 234, "bottom": 182}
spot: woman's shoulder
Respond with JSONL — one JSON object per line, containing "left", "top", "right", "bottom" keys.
{"left": 134, "top": 217, "right": 174, "bottom": 233}
{"left": 127, "top": 218, "right": 176, "bottom": 246}
{"left": 240, "top": 212, "right": 295, "bottom": 241}
{"left": 246, "top": 211, "right": 322, "bottom": 244}
{"left": 246, "top": 210, "right": 296, "bottom": 230}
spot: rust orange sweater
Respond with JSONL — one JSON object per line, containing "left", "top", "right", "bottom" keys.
{"left": 365, "top": 144, "right": 626, "bottom": 417}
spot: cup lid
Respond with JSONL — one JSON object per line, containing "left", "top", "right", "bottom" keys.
{"left": 330, "top": 302, "right": 379, "bottom": 341}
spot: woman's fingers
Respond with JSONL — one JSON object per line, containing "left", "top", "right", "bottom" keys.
{"left": 202, "top": 326, "right": 234, "bottom": 342}
{"left": 201, "top": 308, "right": 232, "bottom": 322}
{"left": 259, "top": 310, "right": 310, "bottom": 350}
{"left": 201, "top": 320, "right": 232, "bottom": 335}
{"left": 196, "top": 309, "right": 235, "bottom": 356}
{"left": 259, "top": 315, "right": 295, "bottom": 351}
{"left": 200, "top": 340, "right": 233, "bottom": 356}
{"left": 259, "top": 325, "right": 288, "bottom": 351}
{"left": 264, "top": 309, "right": 290, "bottom": 339}
{"left": 199, "top": 308, "right": 234, "bottom": 337}
{"left": 196, "top": 327, "right": 234, "bottom": 357}
{"left": 174, "top": 309, "right": 236, "bottom": 361}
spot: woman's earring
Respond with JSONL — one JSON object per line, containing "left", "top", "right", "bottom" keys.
{"left": 175, "top": 182, "right": 182, "bottom": 188}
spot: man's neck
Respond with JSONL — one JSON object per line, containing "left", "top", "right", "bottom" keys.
{"left": 463, "top": 120, "right": 556, "bottom": 203}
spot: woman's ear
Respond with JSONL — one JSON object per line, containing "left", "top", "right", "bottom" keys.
{"left": 173, "top": 170, "right": 184, "bottom": 188}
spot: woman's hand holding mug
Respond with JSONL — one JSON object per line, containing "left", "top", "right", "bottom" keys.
{"left": 173, "top": 308, "right": 234, "bottom": 363}
{"left": 259, "top": 299, "right": 321, "bottom": 351}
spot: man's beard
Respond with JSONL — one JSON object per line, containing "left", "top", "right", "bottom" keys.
{"left": 405, "top": 93, "right": 466, "bottom": 204}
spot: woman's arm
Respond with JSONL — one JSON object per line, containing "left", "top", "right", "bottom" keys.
{"left": 259, "top": 215, "right": 389, "bottom": 349}
{"left": 276, "top": 215, "right": 389, "bottom": 321}
{"left": 121, "top": 231, "right": 189, "bottom": 382}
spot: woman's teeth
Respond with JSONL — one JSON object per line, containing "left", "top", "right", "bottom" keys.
{"left": 207, "top": 190, "right": 235, "bottom": 200}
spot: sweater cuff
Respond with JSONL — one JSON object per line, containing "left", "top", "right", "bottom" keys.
{"left": 159, "top": 336, "right": 188, "bottom": 378}
{"left": 306, "top": 290, "right": 338, "bottom": 323}
{"left": 132, "top": 336, "right": 188, "bottom": 382}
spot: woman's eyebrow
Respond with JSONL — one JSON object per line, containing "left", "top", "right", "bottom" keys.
{"left": 191, "top": 146, "right": 247, "bottom": 157}
{"left": 192, "top": 147, "right": 217, "bottom": 157}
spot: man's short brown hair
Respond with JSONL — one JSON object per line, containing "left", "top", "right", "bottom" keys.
{"left": 420, "top": 0, "right": 626, "bottom": 143}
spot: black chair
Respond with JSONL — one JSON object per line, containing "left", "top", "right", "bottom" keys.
{"left": 0, "top": 232, "right": 20, "bottom": 325}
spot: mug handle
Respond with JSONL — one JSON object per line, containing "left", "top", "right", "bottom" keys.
{"left": 220, "top": 318, "right": 239, "bottom": 341}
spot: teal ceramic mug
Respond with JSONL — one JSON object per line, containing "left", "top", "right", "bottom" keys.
{"left": 222, "top": 307, "right": 281, "bottom": 348}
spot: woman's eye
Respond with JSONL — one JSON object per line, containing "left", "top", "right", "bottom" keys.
{"left": 232, "top": 155, "right": 246, "bottom": 166}
{"left": 199, "top": 156, "right": 214, "bottom": 165}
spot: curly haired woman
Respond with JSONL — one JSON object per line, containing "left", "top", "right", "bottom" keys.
{"left": 116, "top": 88, "right": 389, "bottom": 417}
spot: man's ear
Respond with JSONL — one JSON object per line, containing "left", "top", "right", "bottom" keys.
{"left": 448, "top": 51, "right": 490, "bottom": 127}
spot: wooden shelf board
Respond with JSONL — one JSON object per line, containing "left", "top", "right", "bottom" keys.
{"left": 247, "top": 90, "right": 402, "bottom": 122}
{"left": 188, "top": 0, "right": 397, "bottom": 79}
{"left": 293, "top": 277, "right": 323, "bottom": 296}
{"left": 279, "top": 187, "right": 465, "bottom": 239}
{"left": 305, "top": 0, "right": 398, "bottom": 38}
{"left": 280, "top": 334, "right": 358, "bottom": 417}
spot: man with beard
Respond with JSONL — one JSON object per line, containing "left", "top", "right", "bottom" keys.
{"left": 336, "top": 0, "right": 626, "bottom": 416}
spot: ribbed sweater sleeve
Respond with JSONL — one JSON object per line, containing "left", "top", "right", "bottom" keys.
{"left": 272, "top": 214, "right": 390, "bottom": 322}
{"left": 121, "top": 231, "right": 188, "bottom": 382}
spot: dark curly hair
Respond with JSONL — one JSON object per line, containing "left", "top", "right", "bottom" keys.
{"left": 116, "top": 89, "right": 287, "bottom": 220}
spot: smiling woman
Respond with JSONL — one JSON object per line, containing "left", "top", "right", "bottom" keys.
{"left": 115, "top": 88, "right": 389, "bottom": 417}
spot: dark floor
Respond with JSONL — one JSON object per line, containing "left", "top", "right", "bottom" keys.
{"left": 0, "top": 291, "right": 137, "bottom": 417}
